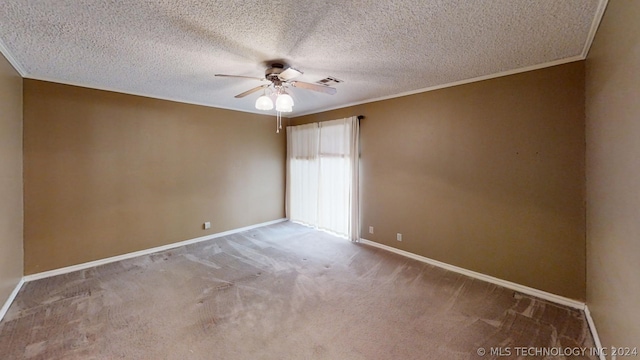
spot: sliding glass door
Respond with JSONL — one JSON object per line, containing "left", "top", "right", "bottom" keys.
{"left": 286, "top": 117, "right": 359, "bottom": 240}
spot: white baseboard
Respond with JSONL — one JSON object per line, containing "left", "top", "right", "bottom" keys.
{"left": 0, "top": 278, "right": 25, "bottom": 323}
{"left": 358, "top": 238, "right": 586, "bottom": 310}
{"left": 24, "top": 218, "right": 287, "bottom": 282}
{"left": 584, "top": 305, "right": 606, "bottom": 360}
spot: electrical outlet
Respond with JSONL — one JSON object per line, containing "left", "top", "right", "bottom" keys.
{"left": 396, "top": 233, "right": 402, "bottom": 241}
{"left": 369, "top": 226, "right": 374, "bottom": 234}
{"left": 203, "top": 222, "right": 211, "bottom": 230}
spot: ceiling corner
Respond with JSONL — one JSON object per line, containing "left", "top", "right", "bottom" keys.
{"left": 0, "top": 37, "right": 28, "bottom": 77}
{"left": 581, "top": 0, "right": 609, "bottom": 59}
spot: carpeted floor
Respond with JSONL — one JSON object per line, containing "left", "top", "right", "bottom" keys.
{"left": 0, "top": 221, "right": 596, "bottom": 359}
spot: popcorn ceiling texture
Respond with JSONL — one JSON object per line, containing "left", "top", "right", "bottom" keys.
{"left": 0, "top": 0, "right": 601, "bottom": 116}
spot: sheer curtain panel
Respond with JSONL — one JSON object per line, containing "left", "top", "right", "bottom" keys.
{"left": 286, "top": 117, "right": 360, "bottom": 241}
{"left": 286, "top": 123, "right": 320, "bottom": 227}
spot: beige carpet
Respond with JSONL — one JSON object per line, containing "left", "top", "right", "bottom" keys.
{"left": 0, "top": 221, "right": 596, "bottom": 359}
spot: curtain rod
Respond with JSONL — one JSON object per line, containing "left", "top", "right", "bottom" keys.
{"left": 357, "top": 115, "right": 365, "bottom": 120}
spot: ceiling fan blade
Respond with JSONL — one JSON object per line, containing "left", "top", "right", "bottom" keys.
{"left": 278, "top": 67, "right": 303, "bottom": 81}
{"left": 290, "top": 81, "right": 337, "bottom": 95}
{"left": 234, "top": 84, "right": 268, "bottom": 98}
{"left": 215, "top": 74, "right": 266, "bottom": 82}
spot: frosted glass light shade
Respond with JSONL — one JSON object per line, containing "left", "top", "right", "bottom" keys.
{"left": 275, "top": 93, "right": 294, "bottom": 111}
{"left": 255, "top": 95, "right": 273, "bottom": 110}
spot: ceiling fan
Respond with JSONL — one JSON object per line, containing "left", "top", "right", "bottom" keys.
{"left": 215, "top": 63, "right": 337, "bottom": 132}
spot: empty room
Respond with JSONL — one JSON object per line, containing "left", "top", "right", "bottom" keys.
{"left": 0, "top": 1, "right": 638, "bottom": 359}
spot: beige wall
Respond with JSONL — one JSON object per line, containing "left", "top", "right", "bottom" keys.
{"left": 586, "top": 0, "right": 640, "bottom": 347}
{"left": 294, "top": 62, "right": 586, "bottom": 300}
{"left": 0, "top": 53, "right": 23, "bottom": 305}
{"left": 23, "top": 80, "right": 285, "bottom": 274}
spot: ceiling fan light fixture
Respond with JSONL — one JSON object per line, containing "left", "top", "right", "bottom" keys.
{"left": 275, "top": 93, "right": 294, "bottom": 112}
{"left": 255, "top": 94, "right": 273, "bottom": 110}
{"left": 217, "top": 64, "right": 336, "bottom": 132}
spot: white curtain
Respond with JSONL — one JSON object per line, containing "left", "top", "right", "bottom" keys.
{"left": 286, "top": 123, "right": 319, "bottom": 227}
{"left": 286, "top": 116, "right": 360, "bottom": 241}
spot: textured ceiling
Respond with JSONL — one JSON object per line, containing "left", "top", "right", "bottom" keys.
{"left": 0, "top": 0, "right": 606, "bottom": 117}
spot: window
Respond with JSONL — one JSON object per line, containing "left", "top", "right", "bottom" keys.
{"left": 286, "top": 117, "right": 360, "bottom": 240}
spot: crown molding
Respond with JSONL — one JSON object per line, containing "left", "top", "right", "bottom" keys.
{"left": 0, "top": 38, "right": 27, "bottom": 76}
{"left": 582, "top": 0, "right": 609, "bottom": 58}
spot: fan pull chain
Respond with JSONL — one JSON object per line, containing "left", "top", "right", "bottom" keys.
{"left": 276, "top": 111, "right": 281, "bottom": 133}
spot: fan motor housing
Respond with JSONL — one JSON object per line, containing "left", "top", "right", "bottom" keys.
{"left": 265, "top": 63, "right": 285, "bottom": 83}
{"left": 264, "top": 63, "right": 284, "bottom": 81}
